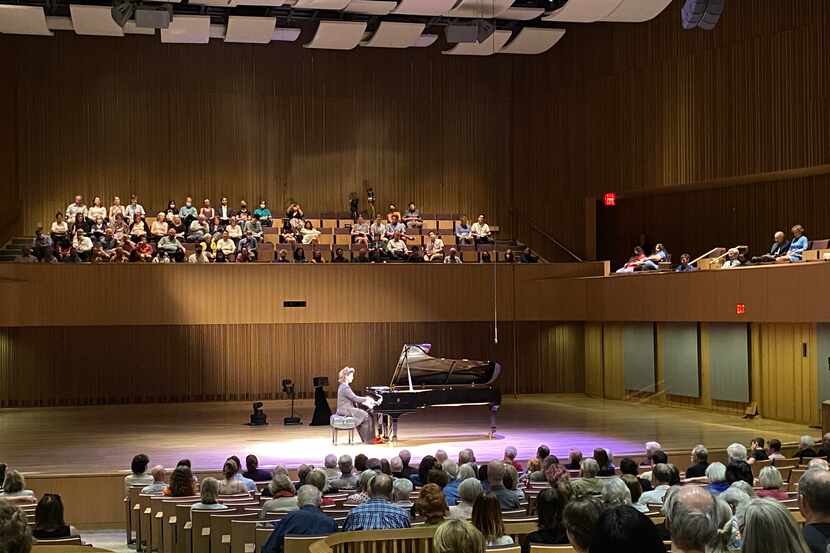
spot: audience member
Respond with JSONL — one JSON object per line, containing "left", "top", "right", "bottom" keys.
{"left": 443, "top": 248, "right": 462, "bottom": 263}
{"left": 752, "top": 231, "right": 790, "bottom": 264}
{"left": 768, "top": 438, "right": 786, "bottom": 461}
{"left": 705, "top": 462, "right": 729, "bottom": 494}
{"left": 565, "top": 449, "right": 582, "bottom": 471}
{"left": 262, "top": 474, "right": 298, "bottom": 514}
{"left": 109, "top": 196, "right": 125, "bottom": 221}
{"left": 503, "top": 248, "right": 515, "bottom": 263}
{"left": 619, "top": 474, "right": 648, "bottom": 513}
{"left": 799, "top": 468, "right": 830, "bottom": 553}
{"left": 726, "top": 459, "right": 753, "bottom": 486}
{"left": 346, "top": 470, "right": 376, "bottom": 505}
{"left": 449, "top": 478, "right": 482, "bottom": 521}
{"left": 414, "top": 483, "right": 449, "bottom": 526}
{"left": 391, "top": 477, "right": 414, "bottom": 507}
{"left": 485, "top": 461, "right": 520, "bottom": 510}
{"left": 188, "top": 244, "right": 211, "bottom": 263}
{"left": 809, "top": 459, "right": 830, "bottom": 471}
{"left": 471, "top": 214, "right": 491, "bottom": 244}
{"left": 685, "top": 444, "right": 710, "bottom": 478}
{"left": 776, "top": 225, "right": 808, "bottom": 264}
{"left": 817, "top": 434, "right": 830, "bottom": 458}
{"left": 664, "top": 485, "right": 718, "bottom": 553}
{"left": 571, "top": 459, "right": 603, "bottom": 498}
{"left": 218, "top": 460, "right": 247, "bottom": 495}
{"left": 755, "top": 466, "right": 787, "bottom": 500}
{"left": 591, "top": 504, "right": 666, "bottom": 553}
{"left": 433, "top": 520, "right": 485, "bottom": 553}
{"left": 125, "top": 454, "right": 154, "bottom": 493}
{"left": 141, "top": 466, "right": 168, "bottom": 495}
{"left": 471, "top": 493, "right": 512, "bottom": 546}
{"left": 526, "top": 485, "right": 571, "bottom": 546}
{"left": 455, "top": 217, "right": 473, "bottom": 245}
{"left": 32, "top": 494, "right": 79, "bottom": 540}
{"left": 744, "top": 498, "right": 811, "bottom": 553}
{"left": 414, "top": 455, "right": 438, "bottom": 487}
{"left": 675, "top": 252, "right": 696, "bottom": 272}
{"left": 191, "top": 478, "right": 229, "bottom": 511}
{"left": 330, "top": 455, "right": 358, "bottom": 490}
{"left": 442, "top": 461, "right": 461, "bottom": 506}
{"left": 637, "top": 463, "right": 671, "bottom": 505}
{"left": 262, "top": 485, "right": 337, "bottom": 553}
{"left": 0, "top": 499, "right": 32, "bottom": 553}
{"left": 616, "top": 246, "right": 647, "bottom": 273}
{"left": 243, "top": 455, "right": 272, "bottom": 482}
{"left": 721, "top": 247, "right": 743, "bottom": 269}
{"left": 343, "top": 473, "right": 410, "bottom": 530}
{"left": 601, "top": 477, "right": 632, "bottom": 509}
{"left": 403, "top": 203, "right": 422, "bottom": 230}
{"left": 125, "top": 195, "right": 146, "bottom": 221}
{"left": 15, "top": 247, "right": 37, "bottom": 263}
{"left": 562, "top": 498, "right": 603, "bottom": 553}
{"left": 520, "top": 247, "right": 539, "bottom": 263}
{"left": 797, "top": 435, "right": 819, "bottom": 461}
{"left": 593, "top": 448, "right": 614, "bottom": 476}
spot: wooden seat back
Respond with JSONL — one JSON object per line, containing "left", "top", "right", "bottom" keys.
{"left": 211, "top": 512, "right": 259, "bottom": 553}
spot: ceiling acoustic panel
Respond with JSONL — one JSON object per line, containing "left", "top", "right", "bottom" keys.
{"left": 161, "top": 15, "right": 210, "bottom": 43}
{"left": 499, "top": 6, "right": 544, "bottom": 20}
{"left": 304, "top": 20, "right": 367, "bottom": 49}
{"left": 273, "top": 27, "right": 302, "bottom": 41}
{"left": 70, "top": 4, "right": 124, "bottom": 36}
{"left": 602, "top": 0, "right": 672, "bottom": 22}
{"left": 0, "top": 5, "right": 52, "bottom": 35}
{"left": 225, "top": 16, "right": 275, "bottom": 43}
{"left": 442, "top": 29, "right": 511, "bottom": 56}
{"left": 542, "top": 0, "right": 623, "bottom": 22}
{"left": 189, "top": 0, "right": 232, "bottom": 6}
{"left": 362, "top": 21, "right": 424, "bottom": 48}
{"left": 294, "top": 0, "right": 351, "bottom": 8}
{"left": 344, "top": 0, "right": 398, "bottom": 15}
{"left": 499, "top": 27, "right": 565, "bottom": 54}
{"left": 413, "top": 33, "right": 438, "bottom": 47}
{"left": 447, "top": 0, "right": 512, "bottom": 18}
{"left": 393, "top": 0, "right": 459, "bottom": 16}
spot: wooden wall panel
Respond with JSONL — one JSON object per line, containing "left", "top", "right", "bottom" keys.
{"left": 0, "top": 39, "right": 18, "bottom": 245}
{"left": 584, "top": 322, "right": 603, "bottom": 397}
{"left": 601, "top": 323, "right": 624, "bottom": 400}
{"left": 0, "top": 321, "right": 584, "bottom": 407}
{"left": 511, "top": 1, "right": 830, "bottom": 261}
{"left": 2, "top": 34, "right": 513, "bottom": 235}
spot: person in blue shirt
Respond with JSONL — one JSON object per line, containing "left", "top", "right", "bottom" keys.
{"left": 641, "top": 243, "right": 669, "bottom": 271}
{"left": 777, "top": 224, "right": 808, "bottom": 263}
{"left": 675, "top": 253, "right": 697, "bottom": 272}
{"left": 262, "top": 485, "right": 337, "bottom": 553}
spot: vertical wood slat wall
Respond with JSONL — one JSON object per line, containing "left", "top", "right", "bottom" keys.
{"left": 0, "top": 321, "right": 586, "bottom": 407}
{"left": 511, "top": 1, "right": 830, "bottom": 261}
{"left": 583, "top": 321, "right": 821, "bottom": 426}
{"left": 0, "top": 35, "right": 513, "bottom": 235}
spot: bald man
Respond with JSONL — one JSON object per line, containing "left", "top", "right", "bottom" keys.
{"left": 751, "top": 231, "right": 790, "bottom": 264}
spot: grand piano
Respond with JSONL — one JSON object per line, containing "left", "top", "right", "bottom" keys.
{"left": 366, "top": 344, "right": 502, "bottom": 443}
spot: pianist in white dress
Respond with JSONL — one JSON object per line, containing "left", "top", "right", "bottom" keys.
{"left": 336, "top": 367, "right": 377, "bottom": 444}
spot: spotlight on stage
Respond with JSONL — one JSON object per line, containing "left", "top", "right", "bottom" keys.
{"left": 249, "top": 402, "right": 268, "bottom": 426}
{"left": 282, "top": 379, "right": 302, "bottom": 426}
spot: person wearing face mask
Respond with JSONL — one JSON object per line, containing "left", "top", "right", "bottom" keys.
{"left": 254, "top": 200, "right": 272, "bottom": 227}
{"left": 179, "top": 196, "right": 198, "bottom": 229}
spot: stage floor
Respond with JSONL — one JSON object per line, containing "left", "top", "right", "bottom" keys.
{"left": 0, "top": 394, "right": 812, "bottom": 474}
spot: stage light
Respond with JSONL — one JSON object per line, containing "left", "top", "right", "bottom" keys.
{"left": 281, "top": 379, "right": 295, "bottom": 394}
{"left": 603, "top": 193, "right": 616, "bottom": 207}
{"left": 282, "top": 379, "right": 302, "bottom": 426}
{"left": 249, "top": 402, "right": 268, "bottom": 426}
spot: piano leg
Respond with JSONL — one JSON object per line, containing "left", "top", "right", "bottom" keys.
{"left": 390, "top": 415, "right": 400, "bottom": 444}
{"left": 489, "top": 404, "right": 500, "bottom": 439}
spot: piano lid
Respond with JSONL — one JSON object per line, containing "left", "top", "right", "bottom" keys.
{"left": 389, "top": 344, "right": 501, "bottom": 388}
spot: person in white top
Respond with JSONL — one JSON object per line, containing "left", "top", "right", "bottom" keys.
{"left": 124, "top": 454, "right": 155, "bottom": 494}
{"left": 425, "top": 231, "right": 445, "bottom": 262}
{"left": 300, "top": 220, "right": 321, "bottom": 245}
{"left": 65, "top": 195, "right": 87, "bottom": 224}
{"left": 216, "top": 230, "right": 236, "bottom": 257}
{"left": 471, "top": 214, "right": 491, "bottom": 244}
{"left": 191, "top": 478, "right": 229, "bottom": 511}
{"left": 72, "top": 229, "right": 93, "bottom": 261}
{"left": 125, "top": 195, "right": 146, "bottom": 221}
{"left": 51, "top": 212, "right": 69, "bottom": 240}
{"left": 151, "top": 213, "right": 169, "bottom": 241}
{"left": 109, "top": 196, "right": 125, "bottom": 221}
{"left": 188, "top": 244, "right": 212, "bottom": 263}
{"left": 443, "top": 248, "right": 462, "bottom": 264}
{"left": 88, "top": 197, "right": 107, "bottom": 222}
{"left": 448, "top": 479, "right": 482, "bottom": 521}
{"left": 226, "top": 216, "right": 243, "bottom": 240}
{"left": 386, "top": 231, "right": 408, "bottom": 259}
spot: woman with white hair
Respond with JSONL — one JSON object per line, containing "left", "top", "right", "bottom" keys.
{"left": 392, "top": 478, "right": 414, "bottom": 507}
{"left": 705, "top": 462, "right": 729, "bottom": 494}
{"left": 601, "top": 478, "right": 632, "bottom": 508}
{"left": 741, "top": 498, "right": 810, "bottom": 553}
{"left": 449, "top": 478, "right": 483, "bottom": 520}
{"left": 756, "top": 466, "right": 788, "bottom": 500}
{"left": 457, "top": 463, "right": 477, "bottom": 481}
{"left": 336, "top": 367, "right": 378, "bottom": 444}
{"left": 796, "top": 435, "right": 818, "bottom": 461}
{"left": 261, "top": 474, "right": 298, "bottom": 516}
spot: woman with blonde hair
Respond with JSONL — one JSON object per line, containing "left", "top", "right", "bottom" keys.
{"left": 336, "top": 367, "right": 378, "bottom": 444}
{"left": 433, "top": 519, "right": 485, "bottom": 553}
{"left": 471, "top": 493, "right": 512, "bottom": 546}
{"left": 191, "top": 478, "right": 228, "bottom": 511}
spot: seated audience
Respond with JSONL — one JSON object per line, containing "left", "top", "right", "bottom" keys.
{"left": 565, "top": 449, "right": 583, "bottom": 471}
{"left": 392, "top": 477, "right": 414, "bottom": 508}
{"left": 443, "top": 248, "right": 462, "bottom": 264}
{"left": 619, "top": 474, "right": 648, "bottom": 513}
{"left": 141, "top": 466, "right": 168, "bottom": 495}
{"left": 166, "top": 465, "right": 196, "bottom": 497}
{"left": 346, "top": 470, "right": 376, "bottom": 504}
{"left": 188, "top": 244, "right": 211, "bottom": 263}
{"left": 199, "top": 199, "right": 215, "bottom": 221}
{"left": 433, "top": 519, "right": 485, "bottom": 553}
{"left": 254, "top": 200, "right": 272, "bottom": 227}
{"left": 218, "top": 460, "right": 247, "bottom": 495}
{"left": 748, "top": 437, "right": 770, "bottom": 463}
{"left": 403, "top": 203, "right": 422, "bottom": 230}
{"left": 797, "top": 435, "right": 819, "bottom": 461}
{"left": 503, "top": 248, "right": 516, "bottom": 263}
{"left": 776, "top": 224, "right": 808, "bottom": 263}
{"left": 331, "top": 248, "right": 348, "bottom": 263}
{"left": 503, "top": 446, "right": 522, "bottom": 472}
{"left": 768, "top": 438, "right": 787, "bottom": 461}
{"left": 562, "top": 498, "right": 603, "bottom": 553}
{"left": 484, "top": 461, "right": 520, "bottom": 510}
{"left": 721, "top": 247, "right": 742, "bottom": 269}
{"left": 262, "top": 485, "right": 337, "bottom": 553}
{"left": 751, "top": 231, "right": 790, "bottom": 264}
{"left": 520, "top": 247, "right": 539, "bottom": 263}
{"left": 244, "top": 215, "right": 263, "bottom": 241}
{"left": 243, "top": 455, "right": 272, "bottom": 482}
{"left": 455, "top": 216, "right": 473, "bottom": 245}
{"left": 226, "top": 217, "right": 243, "bottom": 241}
{"left": 31, "top": 494, "right": 78, "bottom": 540}
{"left": 125, "top": 195, "right": 146, "bottom": 221}
{"left": 73, "top": 213, "right": 89, "bottom": 235}
{"left": 2, "top": 472, "right": 35, "bottom": 505}
{"left": 471, "top": 492, "right": 512, "bottom": 546}
{"left": 810, "top": 459, "right": 830, "bottom": 471}
{"left": 262, "top": 474, "right": 298, "bottom": 515}
{"left": 65, "top": 195, "right": 87, "bottom": 225}
{"left": 50, "top": 213, "right": 68, "bottom": 241}
{"left": 675, "top": 252, "right": 696, "bottom": 272}
{"left": 238, "top": 201, "right": 250, "bottom": 220}
{"left": 330, "top": 455, "right": 358, "bottom": 490}
{"left": 705, "top": 462, "right": 729, "bottom": 494}
{"left": 663, "top": 485, "right": 719, "bottom": 553}
{"left": 527, "top": 485, "right": 571, "bottom": 546}
{"left": 817, "top": 434, "right": 830, "bottom": 458}
{"left": 15, "top": 248, "right": 37, "bottom": 264}
{"left": 590, "top": 504, "right": 666, "bottom": 553}
{"left": 150, "top": 213, "right": 168, "bottom": 240}
{"left": 72, "top": 229, "right": 93, "bottom": 262}
{"left": 188, "top": 215, "right": 210, "bottom": 243}
{"left": 129, "top": 215, "right": 148, "bottom": 242}
{"left": 593, "top": 448, "right": 614, "bottom": 476}
{"left": 637, "top": 463, "right": 671, "bottom": 505}
{"left": 745, "top": 498, "right": 811, "bottom": 553}
{"left": 640, "top": 243, "right": 668, "bottom": 270}
{"left": 157, "top": 228, "right": 185, "bottom": 262}
{"left": 471, "top": 214, "right": 491, "bottom": 244}
{"left": 616, "top": 246, "right": 647, "bottom": 273}
{"left": 343, "top": 473, "right": 410, "bottom": 530}
{"left": 87, "top": 197, "right": 106, "bottom": 223}
{"left": 109, "top": 196, "right": 126, "bottom": 221}
{"left": 601, "top": 477, "right": 632, "bottom": 509}
{"left": 125, "top": 454, "right": 154, "bottom": 493}
{"left": 480, "top": 251, "right": 492, "bottom": 263}
{"left": 191, "top": 477, "right": 228, "bottom": 510}
{"left": 800, "top": 468, "right": 830, "bottom": 553}
{"left": 89, "top": 216, "right": 107, "bottom": 240}
{"left": 110, "top": 213, "right": 129, "bottom": 241}
{"left": 386, "top": 231, "right": 409, "bottom": 259}
{"left": 449, "top": 478, "right": 482, "bottom": 521}
{"left": 686, "top": 444, "right": 710, "bottom": 478}
{"left": 215, "top": 231, "right": 236, "bottom": 258}
{"left": 414, "top": 483, "right": 449, "bottom": 526}
{"left": 425, "top": 232, "right": 445, "bottom": 262}
{"left": 442, "top": 462, "right": 461, "bottom": 506}
{"left": 303, "top": 470, "right": 334, "bottom": 506}
{"left": 0, "top": 499, "right": 32, "bottom": 553}
{"left": 571, "top": 458, "right": 603, "bottom": 498}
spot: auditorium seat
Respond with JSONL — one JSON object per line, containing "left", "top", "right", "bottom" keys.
{"left": 529, "top": 546, "right": 576, "bottom": 553}
{"left": 210, "top": 512, "right": 259, "bottom": 553}
{"left": 257, "top": 243, "right": 275, "bottom": 262}
{"left": 321, "top": 218, "right": 338, "bottom": 229}
{"left": 32, "top": 537, "right": 84, "bottom": 546}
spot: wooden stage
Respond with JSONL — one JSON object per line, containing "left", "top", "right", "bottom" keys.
{"left": 2, "top": 394, "right": 811, "bottom": 475}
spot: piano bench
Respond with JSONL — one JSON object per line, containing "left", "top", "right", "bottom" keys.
{"left": 330, "top": 415, "right": 357, "bottom": 445}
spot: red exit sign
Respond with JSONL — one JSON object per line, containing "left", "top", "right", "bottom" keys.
{"left": 736, "top": 304, "right": 746, "bottom": 315}
{"left": 603, "top": 193, "right": 616, "bottom": 206}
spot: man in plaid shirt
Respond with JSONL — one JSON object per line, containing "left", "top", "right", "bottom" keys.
{"left": 343, "top": 473, "right": 410, "bottom": 531}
